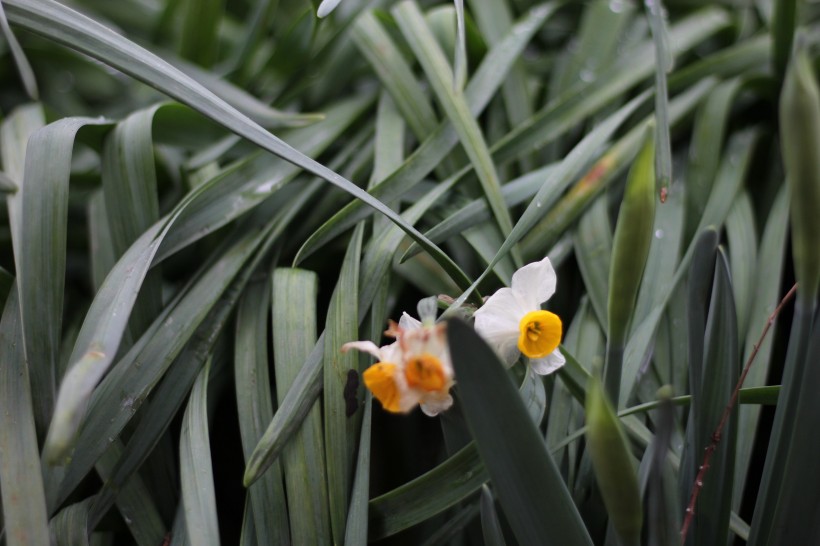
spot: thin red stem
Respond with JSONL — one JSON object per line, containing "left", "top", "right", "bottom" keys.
{"left": 680, "top": 283, "right": 797, "bottom": 543}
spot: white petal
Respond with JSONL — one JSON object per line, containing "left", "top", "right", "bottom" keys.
{"left": 419, "top": 392, "right": 453, "bottom": 416}
{"left": 316, "top": 0, "right": 342, "bottom": 18}
{"left": 529, "top": 347, "right": 566, "bottom": 375}
{"left": 397, "top": 388, "right": 422, "bottom": 413}
{"left": 341, "top": 340, "right": 383, "bottom": 360}
{"left": 510, "top": 257, "right": 557, "bottom": 306}
{"left": 399, "top": 312, "right": 422, "bottom": 330}
{"left": 473, "top": 287, "right": 524, "bottom": 366}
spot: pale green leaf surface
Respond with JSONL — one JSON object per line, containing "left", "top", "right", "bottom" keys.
{"left": 620, "top": 129, "right": 758, "bottom": 407}
{"left": 402, "top": 163, "right": 559, "bottom": 261}
{"left": 3, "top": 0, "right": 466, "bottom": 293}
{"left": 87, "top": 185, "right": 320, "bottom": 523}
{"left": 49, "top": 499, "right": 91, "bottom": 546}
{"left": 351, "top": 10, "right": 441, "bottom": 145}
{"left": 451, "top": 90, "right": 650, "bottom": 310}
{"left": 0, "top": 287, "right": 50, "bottom": 546}
{"left": 17, "top": 116, "right": 111, "bottom": 440}
{"left": 492, "top": 8, "right": 730, "bottom": 164}
{"left": 574, "top": 195, "right": 612, "bottom": 334}
{"left": 725, "top": 191, "right": 758, "bottom": 339}
{"left": 683, "top": 78, "right": 744, "bottom": 244}
{"left": 271, "top": 268, "right": 331, "bottom": 545}
{"left": 393, "top": 0, "right": 515, "bottom": 247}
{"left": 180, "top": 360, "right": 220, "bottom": 546}
{"left": 45, "top": 96, "right": 362, "bottom": 465}
{"left": 295, "top": 3, "right": 558, "bottom": 262}
{"left": 323, "top": 224, "right": 363, "bottom": 544}
{"left": 234, "top": 280, "right": 289, "bottom": 545}
{"left": 53, "top": 218, "right": 275, "bottom": 509}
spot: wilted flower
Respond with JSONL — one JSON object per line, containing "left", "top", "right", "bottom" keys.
{"left": 342, "top": 298, "right": 454, "bottom": 416}
{"left": 473, "top": 257, "right": 565, "bottom": 375}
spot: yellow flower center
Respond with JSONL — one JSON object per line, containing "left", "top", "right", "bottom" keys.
{"left": 518, "top": 310, "right": 562, "bottom": 358}
{"left": 404, "top": 353, "right": 446, "bottom": 392}
{"left": 362, "top": 363, "right": 402, "bottom": 413}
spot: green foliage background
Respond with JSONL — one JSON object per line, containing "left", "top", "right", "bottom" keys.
{"left": 0, "top": 0, "right": 819, "bottom": 544}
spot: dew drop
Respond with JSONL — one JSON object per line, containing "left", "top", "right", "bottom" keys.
{"left": 609, "top": 0, "right": 625, "bottom": 13}
{"left": 655, "top": 229, "right": 664, "bottom": 239}
{"left": 580, "top": 69, "right": 596, "bottom": 83}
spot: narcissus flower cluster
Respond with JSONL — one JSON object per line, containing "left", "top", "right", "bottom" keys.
{"left": 342, "top": 298, "right": 455, "bottom": 416}
{"left": 342, "top": 257, "right": 565, "bottom": 415}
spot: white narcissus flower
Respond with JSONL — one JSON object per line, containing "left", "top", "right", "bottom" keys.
{"left": 473, "top": 257, "right": 565, "bottom": 375}
{"left": 341, "top": 299, "right": 455, "bottom": 416}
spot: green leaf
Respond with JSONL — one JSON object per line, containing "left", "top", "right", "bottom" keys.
{"left": 645, "top": 391, "right": 680, "bottom": 546}
{"left": 403, "top": 162, "right": 559, "bottom": 261}
{"left": 234, "top": 280, "right": 289, "bottom": 545}
{"left": 179, "top": 359, "right": 220, "bottom": 546}
{"left": 780, "top": 40, "right": 820, "bottom": 302}
{"left": 351, "top": 10, "right": 441, "bottom": 148}
{"left": 368, "top": 440, "right": 488, "bottom": 540}
{"left": 295, "top": 3, "right": 558, "bottom": 262}
{"left": 492, "top": 8, "right": 730, "bottom": 164}
{"left": 367, "top": 363, "right": 548, "bottom": 540}
{"left": 270, "top": 268, "right": 331, "bottom": 544}
{"left": 725, "top": 191, "right": 758, "bottom": 339}
{"left": 0, "top": 287, "right": 50, "bottom": 546}
{"left": 771, "top": 0, "right": 798, "bottom": 78}
{"left": 585, "top": 374, "right": 642, "bottom": 546}
{"left": 49, "top": 499, "right": 92, "bottom": 546}
{"left": 466, "top": 0, "right": 532, "bottom": 149}
{"left": 677, "top": 227, "right": 719, "bottom": 513}
{"left": 574, "top": 196, "right": 612, "bottom": 334}
{"left": 605, "top": 125, "right": 656, "bottom": 400}
{"left": 16, "top": 116, "right": 110, "bottom": 440}
{"left": 646, "top": 0, "right": 673, "bottom": 199}
{"left": 733, "top": 186, "right": 788, "bottom": 509}
{"left": 520, "top": 78, "right": 715, "bottom": 263}
{"left": 480, "top": 485, "right": 507, "bottom": 546}
{"left": 178, "top": 0, "right": 223, "bottom": 67}
{"left": 323, "top": 224, "right": 363, "bottom": 544}
{"left": 755, "top": 304, "right": 820, "bottom": 545}
{"left": 421, "top": 503, "right": 480, "bottom": 546}
{"left": 101, "top": 105, "right": 163, "bottom": 339}
{"left": 446, "top": 318, "right": 592, "bottom": 546}
{"left": 392, "top": 1, "right": 515, "bottom": 249}
{"left": 344, "top": 393, "right": 372, "bottom": 545}
{"left": 92, "top": 440, "right": 166, "bottom": 546}
{"left": 693, "top": 249, "right": 739, "bottom": 545}
{"left": 683, "top": 79, "right": 744, "bottom": 245}
{"left": 620, "top": 128, "right": 757, "bottom": 407}
{"left": 452, "top": 90, "right": 650, "bottom": 310}
{"left": 52, "top": 216, "right": 276, "bottom": 510}
{"left": 0, "top": 1, "right": 38, "bottom": 99}
{"left": 3, "top": 0, "right": 464, "bottom": 293}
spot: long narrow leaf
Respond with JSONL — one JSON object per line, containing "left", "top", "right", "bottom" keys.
{"left": 0, "top": 287, "right": 50, "bottom": 546}
{"left": 447, "top": 319, "right": 593, "bottom": 545}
